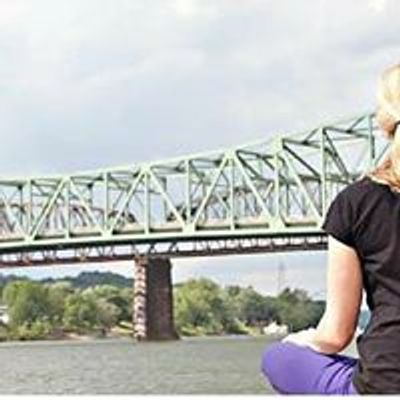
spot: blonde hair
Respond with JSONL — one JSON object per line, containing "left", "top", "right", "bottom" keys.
{"left": 366, "top": 63, "right": 400, "bottom": 192}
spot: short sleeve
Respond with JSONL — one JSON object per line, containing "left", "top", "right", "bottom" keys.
{"left": 321, "top": 188, "right": 356, "bottom": 248}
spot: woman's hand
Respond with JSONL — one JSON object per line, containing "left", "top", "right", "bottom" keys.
{"left": 282, "top": 328, "right": 322, "bottom": 352}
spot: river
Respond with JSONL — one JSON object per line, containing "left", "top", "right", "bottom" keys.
{"left": 0, "top": 335, "right": 358, "bottom": 394}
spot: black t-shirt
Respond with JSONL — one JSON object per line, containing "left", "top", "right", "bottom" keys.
{"left": 321, "top": 174, "right": 400, "bottom": 394}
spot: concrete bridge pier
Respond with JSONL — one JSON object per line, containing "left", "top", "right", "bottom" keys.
{"left": 133, "top": 255, "right": 179, "bottom": 341}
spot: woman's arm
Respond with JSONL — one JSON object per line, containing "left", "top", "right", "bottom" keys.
{"left": 283, "top": 234, "right": 363, "bottom": 354}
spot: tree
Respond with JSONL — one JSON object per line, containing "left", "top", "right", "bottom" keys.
{"left": 63, "top": 293, "right": 99, "bottom": 333}
{"left": 63, "top": 291, "right": 120, "bottom": 335}
{"left": 116, "top": 288, "right": 133, "bottom": 322}
{"left": 2, "top": 281, "right": 51, "bottom": 328}
{"left": 2, "top": 281, "right": 27, "bottom": 307}
{"left": 236, "top": 287, "right": 269, "bottom": 325}
{"left": 223, "top": 286, "right": 280, "bottom": 330}
{"left": 46, "top": 282, "right": 74, "bottom": 324}
{"left": 83, "top": 285, "right": 131, "bottom": 323}
{"left": 174, "top": 278, "right": 241, "bottom": 335}
{"left": 13, "top": 320, "right": 52, "bottom": 341}
{"left": 96, "top": 299, "right": 120, "bottom": 334}
{"left": 276, "top": 287, "right": 324, "bottom": 331}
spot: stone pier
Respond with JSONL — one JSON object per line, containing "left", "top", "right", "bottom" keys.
{"left": 133, "top": 255, "right": 179, "bottom": 341}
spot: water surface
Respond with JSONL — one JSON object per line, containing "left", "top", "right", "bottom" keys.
{"left": 0, "top": 335, "right": 358, "bottom": 394}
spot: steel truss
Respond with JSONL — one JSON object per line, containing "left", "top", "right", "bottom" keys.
{"left": 0, "top": 112, "right": 387, "bottom": 267}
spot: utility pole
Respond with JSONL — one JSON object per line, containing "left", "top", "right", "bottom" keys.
{"left": 277, "top": 261, "right": 286, "bottom": 296}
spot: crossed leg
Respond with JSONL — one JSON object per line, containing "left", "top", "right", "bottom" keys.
{"left": 261, "top": 341, "right": 359, "bottom": 395}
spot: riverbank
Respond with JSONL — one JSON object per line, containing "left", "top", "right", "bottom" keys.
{"left": 0, "top": 322, "right": 287, "bottom": 343}
{"left": 0, "top": 322, "right": 135, "bottom": 343}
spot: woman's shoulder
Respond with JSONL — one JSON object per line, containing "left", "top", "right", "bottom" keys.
{"left": 335, "top": 175, "right": 382, "bottom": 208}
{"left": 338, "top": 176, "right": 397, "bottom": 224}
{"left": 337, "top": 175, "right": 374, "bottom": 197}
{"left": 352, "top": 174, "right": 393, "bottom": 195}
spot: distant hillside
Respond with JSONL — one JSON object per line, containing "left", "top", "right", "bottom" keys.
{"left": 0, "top": 274, "right": 30, "bottom": 288}
{"left": 42, "top": 271, "right": 133, "bottom": 289}
{"left": 0, "top": 271, "right": 133, "bottom": 289}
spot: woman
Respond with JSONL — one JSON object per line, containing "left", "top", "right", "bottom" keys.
{"left": 261, "top": 63, "right": 400, "bottom": 395}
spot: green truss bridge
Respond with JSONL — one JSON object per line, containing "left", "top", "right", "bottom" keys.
{"left": 0, "top": 111, "right": 388, "bottom": 340}
{"left": 0, "top": 112, "right": 386, "bottom": 268}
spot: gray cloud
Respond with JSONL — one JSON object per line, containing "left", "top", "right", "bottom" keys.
{"left": 0, "top": 0, "right": 398, "bottom": 176}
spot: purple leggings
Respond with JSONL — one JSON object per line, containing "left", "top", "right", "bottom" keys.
{"left": 261, "top": 341, "right": 359, "bottom": 395}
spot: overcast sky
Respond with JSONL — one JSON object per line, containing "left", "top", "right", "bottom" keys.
{"left": 0, "top": 0, "right": 398, "bottom": 302}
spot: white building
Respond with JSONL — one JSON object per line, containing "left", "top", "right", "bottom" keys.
{"left": 0, "top": 305, "right": 9, "bottom": 325}
{"left": 263, "top": 321, "right": 289, "bottom": 336}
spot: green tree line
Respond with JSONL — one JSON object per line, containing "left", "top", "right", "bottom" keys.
{"left": 0, "top": 280, "right": 132, "bottom": 341}
{"left": 0, "top": 273, "right": 328, "bottom": 341}
{"left": 174, "top": 278, "right": 325, "bottom": 336}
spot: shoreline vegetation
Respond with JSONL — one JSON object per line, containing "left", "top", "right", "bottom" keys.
{"left": 0, "top": 272, "right": 370, "bottom": 343}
